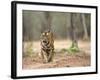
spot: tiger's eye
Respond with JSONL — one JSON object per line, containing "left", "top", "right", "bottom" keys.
{"left": 42, "top": 33, "right": 45, "bottom": 35}
{"left": 47, "top": 32, "right": 49, "bottom": 35}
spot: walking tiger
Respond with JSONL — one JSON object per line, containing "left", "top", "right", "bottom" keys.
{"left": 40, "top": 30, "right": 54, "bottom": 63}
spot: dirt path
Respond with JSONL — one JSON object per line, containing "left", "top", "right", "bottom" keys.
{"left": 22, "top": 51, "right": 90, "bottom": 69}
{"left": 23, "top": 40, "right": 90, "bottom": 69}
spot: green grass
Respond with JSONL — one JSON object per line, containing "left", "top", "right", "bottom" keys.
{"left": 66, "top": 42, "right": 80, "bottom": 54}
{"left": 67, "top": 46, "right": 80, "bottom": 54}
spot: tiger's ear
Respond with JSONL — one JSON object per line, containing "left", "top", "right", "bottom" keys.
{"left": 47, "top": 29, "right": 50, "bottom": 33}
{"left": 41, "top": 30, "right": 44, "bottom": 33}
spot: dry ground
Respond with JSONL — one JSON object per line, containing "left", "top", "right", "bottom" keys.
{"left": 22, "top": 40, "right": 90, "bottom": 69}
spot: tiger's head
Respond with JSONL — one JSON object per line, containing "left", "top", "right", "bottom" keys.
{"left": 41, "top": 30, "right": 50, "bottom": 44}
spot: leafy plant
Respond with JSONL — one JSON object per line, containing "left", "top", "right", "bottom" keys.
{"left": 67, "top": 42, "right": 80, "bottom": 54}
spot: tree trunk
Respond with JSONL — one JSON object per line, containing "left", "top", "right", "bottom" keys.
{"left": 45, "top": 12, "right": 52, "bottom": 30}
{"left": 41, "top": 12, "right": 51, "bottom": 32}
{"left": 81, "top": 14, "right": 89, "bottom": 40}
{"left": 68, "top": 13, "right": 79, "bottom": 53}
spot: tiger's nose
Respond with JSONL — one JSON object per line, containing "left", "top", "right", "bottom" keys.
{"left": 43, "top": 40, "right": 47, "bottom": 43}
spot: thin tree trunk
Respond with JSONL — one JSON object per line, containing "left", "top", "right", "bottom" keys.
{"left": 45, "top": 12, "right": 52, "bottom": 31}
{"left": 70, "top": 13, "right": 78, "bottom": 48}
{"left": 81, "top": 14, "right": 89, "bottom": 40}
{"left": 68, "top": 13, "right": 79, "bottom": 53}
{"left": 41, "top": 12, "right": 51, "bottom": 32}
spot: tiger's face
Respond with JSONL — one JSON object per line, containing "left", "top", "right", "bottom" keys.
{"left": 41, "top": 31, "right": 51, "bottom": 45}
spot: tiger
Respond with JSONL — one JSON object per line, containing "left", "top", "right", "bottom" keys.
{"left": 40, "top": 30, "right": 54, "bottom": 63}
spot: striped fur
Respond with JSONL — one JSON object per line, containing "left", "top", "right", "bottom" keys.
{"left": 40, "top": 30, "right": 54, "bottom": 63}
